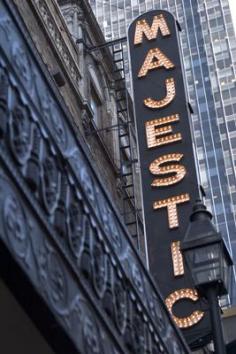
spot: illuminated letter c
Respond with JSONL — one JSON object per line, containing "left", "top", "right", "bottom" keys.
{"left": 165, "top": 288, "right": 204, "bottom": 328}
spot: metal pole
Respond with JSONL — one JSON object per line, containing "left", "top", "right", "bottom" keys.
{"left": 205, "top": 286, "right": 226, "bottom": 354}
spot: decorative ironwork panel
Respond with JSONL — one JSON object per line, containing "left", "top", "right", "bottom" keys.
{"left": 0, "top": 1, "right": 190, "bottom": 353}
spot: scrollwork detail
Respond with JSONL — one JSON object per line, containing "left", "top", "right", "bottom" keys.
{"left": 92, "top": 235, "right": 107, "bottom": 298}
{"left": 80, "top": 167, "right": 95, "bottom": 204}
{"left": 25, "top": 124, "right": 41, "bottom": 191}
{"left": 48, "top": 252, "right": 68, "bottom": 311}
{"left": 132, "top": 262, "right": 144, "bottom": 296}
{"left": 82, "top": 309, "right": 102, "bottom": 354}
{"left": 12, "top": 42, "right": 32, "bottom": 91}
{"left": 39, "top": 93, "right": 67, "bottom": 150}
{"left": 0, "top": 15, "right": 13, "bottom": 43}
{"left": 0, "top": 67, "right": 9, "bottom": 138}
{"left": 67, "top": 196, "right": 84, "bottom": 258}
{"left": 114, "top": 276, "right": 127, "bottom": 334}
{"left": 3, "top": 194, "right": 29, "bottom": 259}
{"left": 132, "top": 313, "right": 145, "bottom": 354}
{"left": 9, "top": 91, "right": 32, "bottom": 165}
{"left": 149, "top": 293, "right": 167, "bottom": 337}
{"left": 41, "top": 152, "right": 60, "bottom": 214}
{"left": 80, "top": 215, "right": 92, "bottom": 279}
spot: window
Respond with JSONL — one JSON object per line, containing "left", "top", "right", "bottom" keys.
{"left": 225, "top": 105, "right": 233, "bottom": 116}
{"left": 90, "top": 87, "right": 101, "bottom": 126}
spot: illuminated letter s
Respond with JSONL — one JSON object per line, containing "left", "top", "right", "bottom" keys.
{"left": 149, "top": 153, "right": 186, "bottom": 187}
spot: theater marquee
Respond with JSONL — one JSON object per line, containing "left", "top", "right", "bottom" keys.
{"left": 128, "top": 10, "right": 211, "bottom": 346}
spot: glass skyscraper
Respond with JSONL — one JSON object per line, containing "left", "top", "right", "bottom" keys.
{"left": 89, "top": 0, "right": 236, "bottom": 304}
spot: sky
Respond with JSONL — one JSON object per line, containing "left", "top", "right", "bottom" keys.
{"left": 229, "top": 0, "right": 236, "bottom": 32}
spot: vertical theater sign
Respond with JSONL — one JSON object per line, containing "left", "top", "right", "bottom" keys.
{"left": 128, "top": 11, "right": 211, "bottom": 347}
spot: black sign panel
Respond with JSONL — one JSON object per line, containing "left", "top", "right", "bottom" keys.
{"left": 128, "top": 10, "right": 211, "bottom": 347}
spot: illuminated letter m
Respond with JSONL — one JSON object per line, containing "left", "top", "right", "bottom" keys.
{"left": 134, "top": 14, "right": 170, "bottom": 45}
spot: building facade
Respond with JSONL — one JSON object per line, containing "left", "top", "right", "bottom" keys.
{"left": 89, "top": 0, "right": 236, "bottom": 304}
{"left": 0, "top": 0, "right": 192, "bottom": 353}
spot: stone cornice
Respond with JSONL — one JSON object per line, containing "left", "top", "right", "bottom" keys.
{"left": 30, "top": 0, "right": 83, "bottom": 100}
